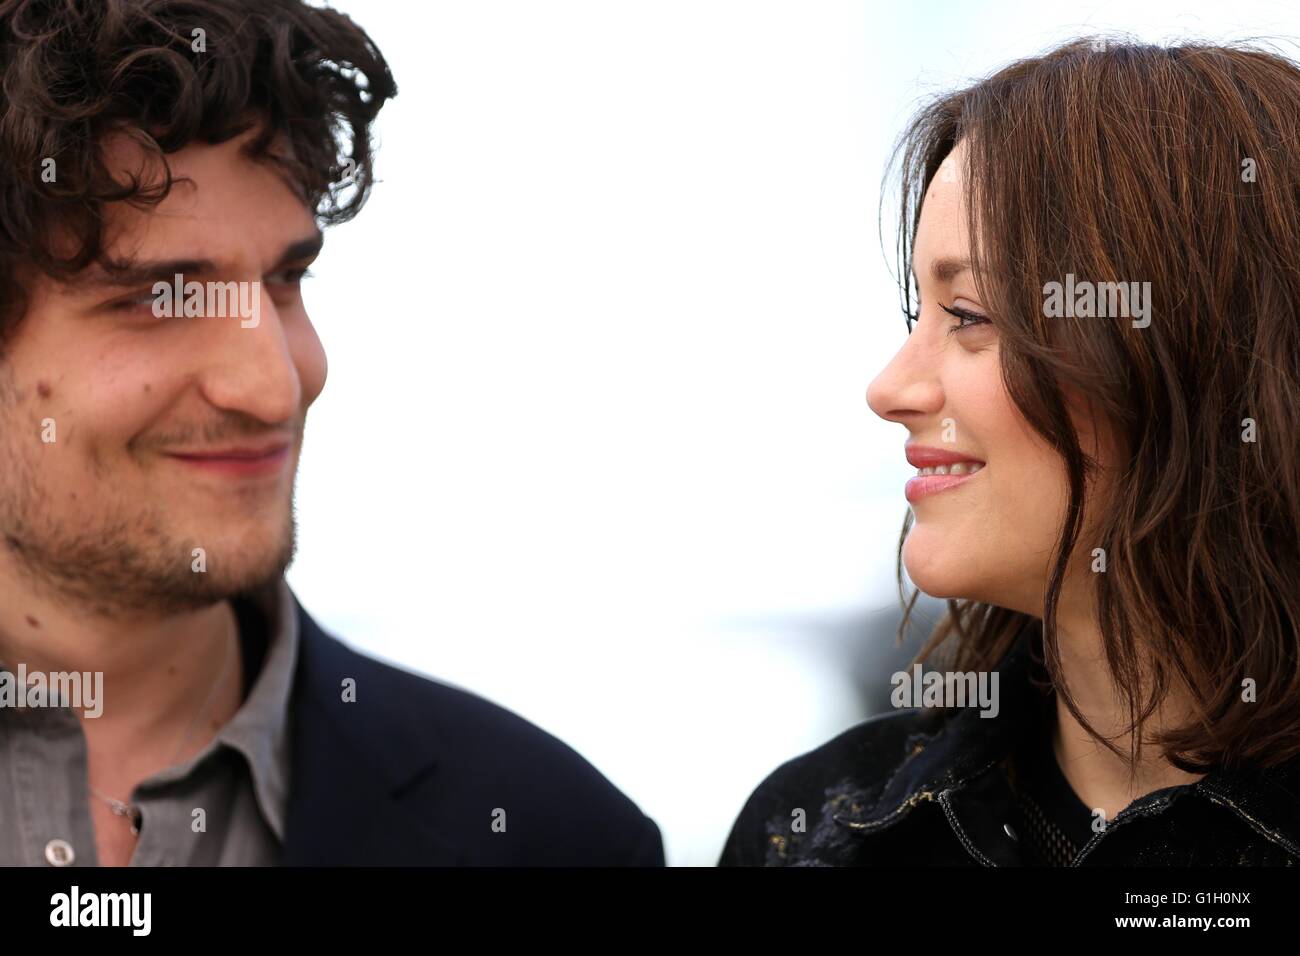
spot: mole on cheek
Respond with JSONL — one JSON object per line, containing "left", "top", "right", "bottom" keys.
{"left": 143, "top": 383, "right": 151, "bottom": 393}
{"left": 24, "top": 615, "right": 39, "bottom": 628}
{"left": 36, "top": 381, "right": 51, "bottom": 399}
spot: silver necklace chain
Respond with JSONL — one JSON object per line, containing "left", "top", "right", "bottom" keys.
{"left": 88, "top": 610, "right": 237, "bottom": 836}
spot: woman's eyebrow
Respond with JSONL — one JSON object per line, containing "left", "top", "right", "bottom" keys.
{"left": 910, "top": 256, "right": 971, "bottom": 286}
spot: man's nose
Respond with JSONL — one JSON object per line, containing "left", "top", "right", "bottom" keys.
{"left": 197, "top": 287, "right": 301, "bottom": 426}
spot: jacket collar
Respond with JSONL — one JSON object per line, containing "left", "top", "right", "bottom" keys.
{"left": 279, "top": 589, "right": 466, "bottom": 865}
{"left": 831, "top": 625, "right": 1039, "bottom": 834}
{"left": 834, "top": 622, "right": 1300, "bottom": 859}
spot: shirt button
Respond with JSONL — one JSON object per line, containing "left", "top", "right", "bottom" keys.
{"left": 44, "top": 839, "right": 76, "bottom": 866}
{"left": 1003, "top": 823, "right": 1019, "bottom": 842}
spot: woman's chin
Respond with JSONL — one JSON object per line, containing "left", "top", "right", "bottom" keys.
{"left": 902, "top": 530, "right": 976, "bottom": 600}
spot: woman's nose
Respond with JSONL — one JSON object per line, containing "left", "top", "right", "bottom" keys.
{"left": 866, "top": 332, "right": 943, "bottom": 425}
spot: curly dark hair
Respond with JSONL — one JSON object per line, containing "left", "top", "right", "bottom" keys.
{"left": 0, "top": 0, "right": 395, "bottom": 343}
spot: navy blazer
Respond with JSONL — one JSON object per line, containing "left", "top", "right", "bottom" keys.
{"left": 278, "top": 596, "right": 664, "bottom": 865}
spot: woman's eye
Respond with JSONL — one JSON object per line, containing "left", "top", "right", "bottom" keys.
{"left": 940, "top": 303, "right": 991, "bottom": 334}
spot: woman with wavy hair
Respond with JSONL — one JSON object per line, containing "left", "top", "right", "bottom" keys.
{"left": 720, "top": 37, "right": 1300, "bottom": 866}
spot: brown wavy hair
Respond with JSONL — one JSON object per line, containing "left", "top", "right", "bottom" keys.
{"left": 888, "top": 37, "right": 1300, "bottom": 775}
{"left": 0, "top": 0, "right": 395, "bottom": 345}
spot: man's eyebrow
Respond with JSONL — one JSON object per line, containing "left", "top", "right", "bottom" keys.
{"left": 74, "top": 229, "right": 325, "bottom": 289}
{"left": 76, "top": 256, "right": 218, "bottom": 289}
{"left": 277, "top": 231, "right": 325, "bottom": 266}
{"left": 910, "top": 256, "right": 971, "bottom": 286}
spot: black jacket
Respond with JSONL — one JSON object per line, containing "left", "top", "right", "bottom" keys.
{"left": 279, "top": 595, "right": 664, "bottom": 865}
{"left": 718, "top": 624, "right": 1300, "bottom": 866}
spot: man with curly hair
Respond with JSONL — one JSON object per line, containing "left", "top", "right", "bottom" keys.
{"left": 0, "top": 0, "right": 663, "bottom": 867}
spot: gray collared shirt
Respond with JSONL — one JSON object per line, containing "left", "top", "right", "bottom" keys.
{"left": 0, "top": 577, "right": 297, "bottom": 866}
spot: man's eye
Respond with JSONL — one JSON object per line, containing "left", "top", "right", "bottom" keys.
{"left": 112, "top": 293, "right": 160, "bottom": 312}
{"left": 268, "top": 266, "right": 314, "bottom": 285}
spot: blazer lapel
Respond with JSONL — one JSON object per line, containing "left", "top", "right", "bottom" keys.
{"left": 279, "top": 599, "right": 465, "bottom": 865}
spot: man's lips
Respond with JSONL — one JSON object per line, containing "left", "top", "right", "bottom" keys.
{"left": 164, "top": 443, "right": 291, "bottom": 477}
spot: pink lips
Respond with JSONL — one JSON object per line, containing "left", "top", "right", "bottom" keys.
{"left": 165, "top": 444, "right": 291, "bottom": 477}
{"left": 903, "top": 444, "right": 986, "bottom": 504}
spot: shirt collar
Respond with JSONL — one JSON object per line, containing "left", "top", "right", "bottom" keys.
{"left": 833, "top": 623, "right": 1300, "bottom": 858}
{"left": 0, "top": 579, "right": 299, "bottom": 843}
{"left": 211, "top": 575, "right": 299, "bottom": 842}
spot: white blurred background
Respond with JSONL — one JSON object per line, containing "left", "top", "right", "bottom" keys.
{"left": 288, "top": 0, "right": 1300, "bottom": 865}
